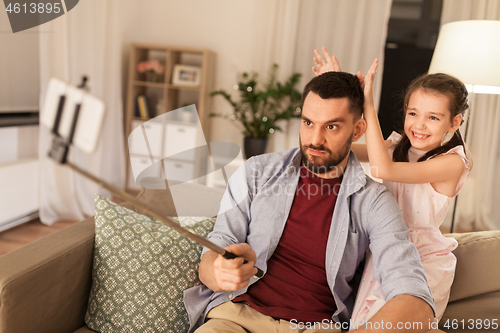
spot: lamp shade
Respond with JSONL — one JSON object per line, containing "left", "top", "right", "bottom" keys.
{"left": 429, "top": 20, "right": 500, "bottom": 91}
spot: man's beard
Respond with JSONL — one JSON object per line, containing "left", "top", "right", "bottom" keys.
{"left": 299, "top": 132, "right": 353, "bottom": 175}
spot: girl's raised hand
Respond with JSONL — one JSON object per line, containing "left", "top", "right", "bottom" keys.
{"left": 357, "top": 58, "right": 379, "bottom": 107}
{"left": 312, "top": 47, "right": 341, "bottom": 76}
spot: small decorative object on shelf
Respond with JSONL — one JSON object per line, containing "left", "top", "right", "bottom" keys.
{"left": 172, "top": 64, "right": 201, "bottom": 86}
{"left": 136, "top": 60, "right": 164, "bottom": 82}
{"left": 210, "top": 64, "right": 302, "bottom": 159}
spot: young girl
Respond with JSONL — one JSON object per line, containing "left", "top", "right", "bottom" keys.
{"left": 313, "top": 48, "right": 470, "bottom": 328}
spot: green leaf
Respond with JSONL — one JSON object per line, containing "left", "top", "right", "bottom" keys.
{"left": 210, "top": 63, "right": 302, "bottom": 139}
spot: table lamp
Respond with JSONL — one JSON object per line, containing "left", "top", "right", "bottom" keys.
{"left": 428, "top": 20, "right": 500, "bottom": 232}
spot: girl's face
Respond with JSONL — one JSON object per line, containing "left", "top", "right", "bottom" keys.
{"left": 404, "top": 89, "right": 461, "bottom": 152}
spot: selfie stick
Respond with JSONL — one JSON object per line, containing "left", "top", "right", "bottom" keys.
{"left": 47, "top": 77, "right": 264, "bottom": 279}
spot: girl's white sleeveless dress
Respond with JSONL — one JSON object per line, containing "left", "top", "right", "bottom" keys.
{"left": 350, "top": 132, "right": 470, "bottom": 328}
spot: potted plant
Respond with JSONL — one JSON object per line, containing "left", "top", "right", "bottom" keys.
{"left": 210, "top": 64, "right": 302, "bottom": 159}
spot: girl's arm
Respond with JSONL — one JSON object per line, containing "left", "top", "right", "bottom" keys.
{"left": 362, "top": 60, "right": 465, "bottom": 184}
{"left": 312, "top": 47, "right": 341, "bottom": 75}
{"left": 351, "top": 140, "right": 391, "bottom": 163}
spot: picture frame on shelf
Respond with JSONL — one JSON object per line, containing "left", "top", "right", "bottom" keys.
{"left": 172, "top": 65, "right": 201, "bottom": 86}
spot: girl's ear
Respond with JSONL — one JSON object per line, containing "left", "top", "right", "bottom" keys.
{"left": 450, "top": 113, "right": 462, "bottom": 132}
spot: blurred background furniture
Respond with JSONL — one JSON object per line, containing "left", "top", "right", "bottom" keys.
{"left": 125, "top": 44, "right": 215, "bottom": 191}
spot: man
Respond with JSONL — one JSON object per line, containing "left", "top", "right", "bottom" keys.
{"left": 184, "top": 72, "right": 435, "bottom": 332}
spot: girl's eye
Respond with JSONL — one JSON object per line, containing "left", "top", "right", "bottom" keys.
{"left": 327, "top": 124, "right": 337, "bottom": 130}
{"left": 408, "top": 112, "right": 417, "bottom": 116}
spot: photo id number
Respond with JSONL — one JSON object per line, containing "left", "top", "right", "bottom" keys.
{"left": 6, "top": 2, "right": 62, "bottom": 14}
{"left": 443, "top": 318, "right": 498, "bottom": 330}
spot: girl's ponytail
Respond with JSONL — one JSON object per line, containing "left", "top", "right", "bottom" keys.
{"left": 392, "top": 133, "right": 412, "bottom": 162}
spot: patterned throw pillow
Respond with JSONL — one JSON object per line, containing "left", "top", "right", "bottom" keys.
{"left": 85, "top": 195, "right": 216, "bottom": 333}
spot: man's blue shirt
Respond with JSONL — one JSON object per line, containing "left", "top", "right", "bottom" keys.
{"left": 184, "top": 148, "right": 435, "bottom": 332}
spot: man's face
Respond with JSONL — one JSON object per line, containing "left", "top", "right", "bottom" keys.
{"left": 299, "top": 92, "right": 363, "bottom": 178}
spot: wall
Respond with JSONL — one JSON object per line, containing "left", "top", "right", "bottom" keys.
{"left": 0, "top": 8, "right": 40, "bottom": 112}
{"left": 119, "top": 0, "right": 266, "bottom": 147}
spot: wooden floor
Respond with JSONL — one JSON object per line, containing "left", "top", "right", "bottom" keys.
{"left": 0, "top": 218, "right": 80, "bottom": 256}
{"left": 0, "top": 195, "right": 129, "bottom": 257}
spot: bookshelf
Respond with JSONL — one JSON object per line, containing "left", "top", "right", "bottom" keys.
{"left": 124, "top": 43, "right": 216, "bottom": 190}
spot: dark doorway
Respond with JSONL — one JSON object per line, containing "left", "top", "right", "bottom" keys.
{"left": 378, "top": 0, "right": 443, "bottom": 138}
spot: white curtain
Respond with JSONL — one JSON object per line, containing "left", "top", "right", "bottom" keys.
{"left": 250, "top": 0, "right": 393, "bottom": 152}
{"left": 38, "top": 0, "right": 125, "bottom": 224}
{"left": 440, "top": 0, "right": 500, "bottom": 231}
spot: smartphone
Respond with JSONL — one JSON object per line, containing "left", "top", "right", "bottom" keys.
{"left": 41, "top": 78, "right": 105, "bottom": 154}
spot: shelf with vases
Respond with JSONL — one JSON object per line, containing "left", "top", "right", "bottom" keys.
{"left": 125, "top": 43, "right": 215, "bottom": 190}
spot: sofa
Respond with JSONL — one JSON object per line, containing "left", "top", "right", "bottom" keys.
{"left": 1, "top": 184, "right": 499, "bottom": 333}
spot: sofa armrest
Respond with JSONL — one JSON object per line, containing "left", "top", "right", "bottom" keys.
{"left": 0, "top": 216, "right": 96, "bottom": 333}
{"left": 441, "top": 230, "right": 500, "bottom": 328}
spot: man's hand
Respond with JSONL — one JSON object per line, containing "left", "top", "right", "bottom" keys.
{"left": 199, "top": 243, "right": 258, "bottom": 292}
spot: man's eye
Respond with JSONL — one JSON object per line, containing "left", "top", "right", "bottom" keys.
{"left": 327, "top": 124, "right": 337, "bottom": 130}
{"left": 430, "top": 116, "right": 439, "bottom": 121}
{"left": 303, "top": 120, "right": 312, "bottom": 126}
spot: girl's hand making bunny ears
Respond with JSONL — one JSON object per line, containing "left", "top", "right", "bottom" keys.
{"left": 357, "top": 58, "right": 379, "bottom": 106}
{"left": 312, "top": 47, "right": 341, "bottom": 76}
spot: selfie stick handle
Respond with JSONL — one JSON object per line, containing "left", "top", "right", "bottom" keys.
{"left": 48, "top": 76, "right": 264, "bottom": 279}
{"left": 64, "top": 162, "right": 264, "bottom": 279}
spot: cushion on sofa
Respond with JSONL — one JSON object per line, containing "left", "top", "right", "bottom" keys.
{"left": 441, "top": 231, "right": 500, "bottom": 326}
{"left": 84, "top": 195, "right": 215, "bottom": 333}
{"left": 446, "top": 231, "right": 500, "bottom": 301}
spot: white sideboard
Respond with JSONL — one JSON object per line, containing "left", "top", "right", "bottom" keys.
{"left": 0, "top": 158, "right": 39, "bottom": 231}
{"left": 0, "top": 125, "right": 39, "bottom": 231}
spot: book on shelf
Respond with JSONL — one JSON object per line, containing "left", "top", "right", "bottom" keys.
{"left": 136, "top": 95, "right": 150, "bottom": 119}
{"left": 135, "top": 97, "right": 141, "bottom": 117}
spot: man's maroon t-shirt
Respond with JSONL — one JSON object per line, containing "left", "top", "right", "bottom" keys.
{"left": 233, "top": 164, "right": 342, "bottom": 323}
